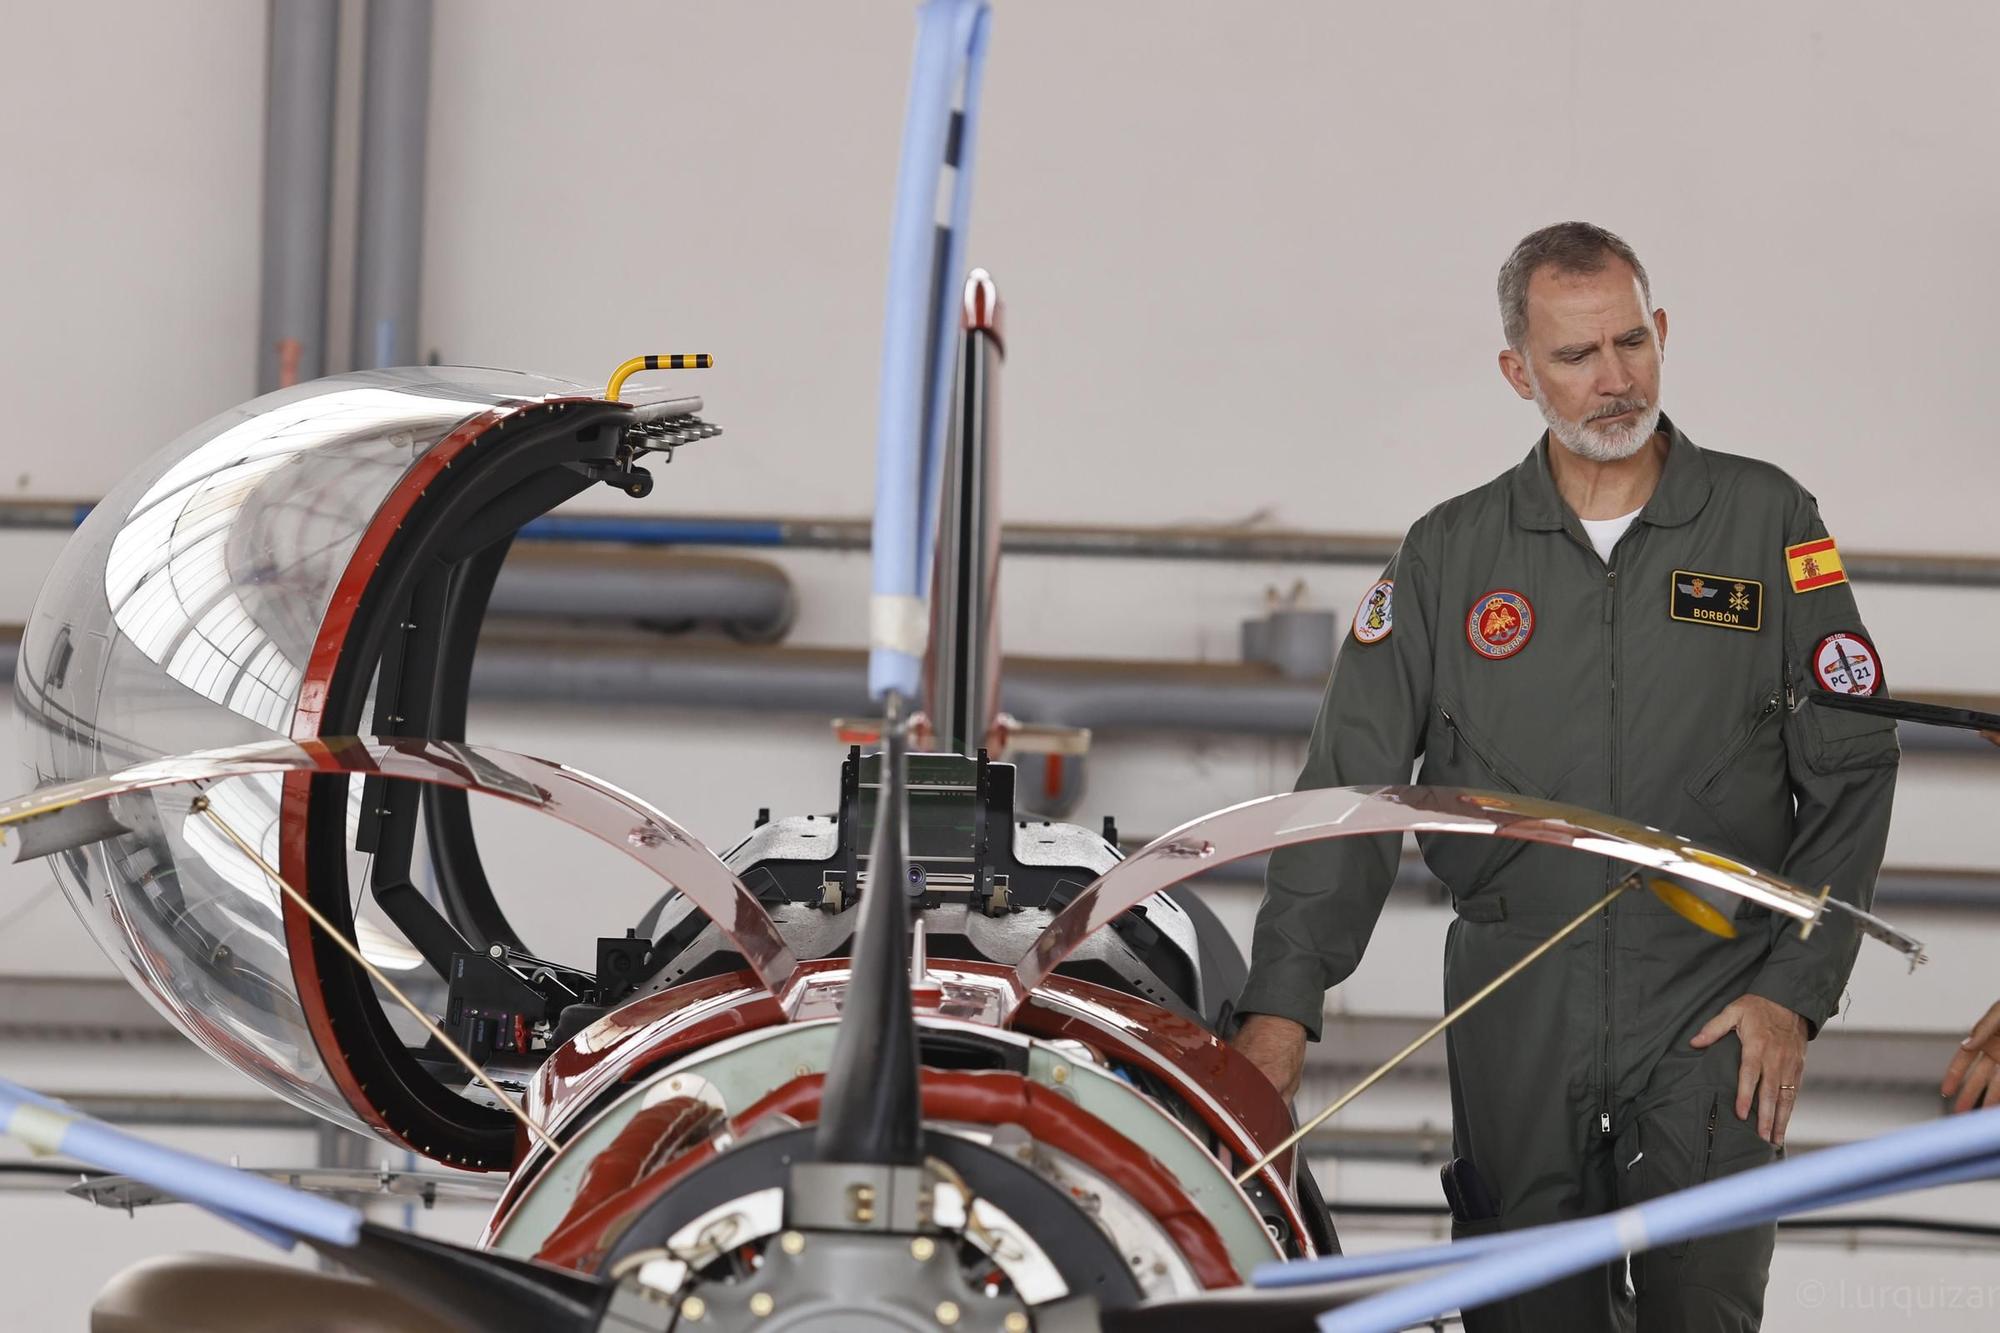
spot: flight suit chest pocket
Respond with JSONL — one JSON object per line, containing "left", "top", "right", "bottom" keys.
{"left": 1432, "top": 700, "right": 1550, "bottom": 799}
{"left": 1682, "top": 687, "right": 1787, "bottom": 881}
{"left": 1421, "top": 700, "right": 1547, "bottom": 897}
{"left": 1685, "top": 689, "right": 1784, "bottom": 803}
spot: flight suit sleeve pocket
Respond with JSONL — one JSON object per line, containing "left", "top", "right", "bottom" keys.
{"left": 1792, "top": 681, "right": 1899, "bottom": 776}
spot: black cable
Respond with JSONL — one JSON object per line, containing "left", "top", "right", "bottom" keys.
{"left": 1325, "top": 1201, "right": 2000, "bottom": 1243}
{"left": 0, "top": 1162, "right": 103, "bottom": 1181}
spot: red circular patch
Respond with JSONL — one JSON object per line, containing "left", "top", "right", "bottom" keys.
{"left": 1812, "top": 631, "right": 1883, "bottom": 697}
{"left": 1466, "top": 589, "right": 1534, "bottom": 660}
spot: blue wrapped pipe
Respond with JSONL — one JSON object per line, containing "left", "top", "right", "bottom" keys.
{"left": 1255, "top": 1150, "right": 2000, "bottom": 1291}
{"left": 6, "top": 1081, "right": 291, "bottom": 1247}
{"left": 1315, "top": 1107, "right": 2000, "bottom": 1332}
{"left": 0, "top": 1076, "right": 362, "bottom": 1251}
{"left": 1312, "top": 1144, "right": 2000, "bottom": 1320}
{"left": 868, "top": 0, "right": 992, "bottom": 701}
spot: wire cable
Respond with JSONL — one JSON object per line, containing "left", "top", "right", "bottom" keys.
{"left": 190, "top": 794, "right": 557, "bottom": 1155}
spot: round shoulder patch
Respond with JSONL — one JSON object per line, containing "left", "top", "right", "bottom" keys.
{"left": 1467, "top": 589, "right": 1534, "bottom": 660}
{"left": 1352, "top": 579, "right": 1394, "bottom": 643}
{"left": 1813, "top": 631, "right": 1883, "bottom": 696}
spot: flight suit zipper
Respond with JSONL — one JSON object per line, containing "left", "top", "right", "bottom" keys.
{"left": 1703, "top": 1095, "right": 1720, "bottom": 1176}
{"left": 1601, "top": 566, "right": 1617, "bottom": 1135}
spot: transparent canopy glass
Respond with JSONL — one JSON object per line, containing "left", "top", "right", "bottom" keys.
{"left": 11, "top": 369, "right": 589, "bottom": 1138}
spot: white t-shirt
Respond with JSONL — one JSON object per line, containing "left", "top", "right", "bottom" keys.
{"left": 1579, "top": 507, "right": 1643, "bottom": 564}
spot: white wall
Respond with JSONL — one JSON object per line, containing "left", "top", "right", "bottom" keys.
{"left": 2, "top": 2, "right": 1998, "bottom": 1328}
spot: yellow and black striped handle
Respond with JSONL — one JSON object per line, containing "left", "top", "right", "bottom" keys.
{"left": 605, "top": 353, "right": 714, "bottom": 401}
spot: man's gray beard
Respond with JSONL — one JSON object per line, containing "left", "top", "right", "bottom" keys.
{"left": 1531, "top": 375, "right": 1662, "bottom": 462}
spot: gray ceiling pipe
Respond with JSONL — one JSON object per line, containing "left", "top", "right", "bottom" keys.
{"left": 470, "top": 636, "right": 871, "bottom": 717}
{"left": 464, "top": 636, "right": 1321, "bottom": 734}
{"left": 999, "top": 658, "right": 1326, "bottom": 734}
{"left": 257, "top": 0, "right": 340, "bottom": 392}
{"left": 486, "top": 550, "right": 797, "bottom": 643}
{"left": 351, "top": 0, "right": 433, "bottom": 370}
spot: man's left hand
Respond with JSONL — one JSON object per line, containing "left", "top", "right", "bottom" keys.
{"left": 1690, "top": 994, "right": 1808, "bottom": 1146}
{"left": 1941, "top": 1000, "right": 2000, "bottom": 1113}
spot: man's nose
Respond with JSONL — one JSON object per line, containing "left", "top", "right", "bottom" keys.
{"left": 1596, "top": 356, "right": 1635, "bottom": 398}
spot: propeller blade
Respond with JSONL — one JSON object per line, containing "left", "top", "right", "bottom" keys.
{"left": 814, "top": 694, "right": 924, "bottom": 1165}
{"left": 311, "top": 1223, "right": 607, "bottom": 1333}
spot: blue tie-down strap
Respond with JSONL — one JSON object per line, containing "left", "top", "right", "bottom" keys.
{"left": 869, "top": 0, "right": 992, "bottom": 702}
{"left": 0, "top": 1075, "right": 363, "bottom": 1251}
{"left": 1254, "top": 1105, "right": 2000, "bottom": 1332}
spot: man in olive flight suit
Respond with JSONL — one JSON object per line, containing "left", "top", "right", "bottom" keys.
{"left": 1233, "top": 222, "right": 1900, "bottom": 1330}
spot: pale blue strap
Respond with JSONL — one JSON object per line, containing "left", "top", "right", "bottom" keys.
{"left": 869, "top": 0, "right": 992, "bottom": 700}
{"left": 0, "top": 1076, "right": 362, "bottom": 1250}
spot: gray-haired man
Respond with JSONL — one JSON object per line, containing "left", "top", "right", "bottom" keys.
{"left": 1233, "top": 222, "right": 1899, "bottom": 1329}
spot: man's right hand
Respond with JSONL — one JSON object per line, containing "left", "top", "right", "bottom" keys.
{"left": 1231, "top": 1013, "right": 1308, "bottom": 1101}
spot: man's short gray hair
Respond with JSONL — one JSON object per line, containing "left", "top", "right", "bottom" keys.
{"left": 1498, "top": 222, "right": 1652, "bottom": 350}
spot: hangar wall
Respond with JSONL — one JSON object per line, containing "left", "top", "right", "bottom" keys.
{"left": 0, "top": 2, "right": 1996, "bottom": 1328}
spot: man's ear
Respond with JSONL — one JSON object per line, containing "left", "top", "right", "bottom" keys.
{"left": 1498, "top": 346, "right": 1535, "bottom": 401}
{"left": 1654, "top": 306, "right": 1669, "bottom": 358}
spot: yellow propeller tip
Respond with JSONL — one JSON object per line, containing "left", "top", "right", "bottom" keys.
{"left": 1649, "top": 876, "right": 1738, "bottom": 939}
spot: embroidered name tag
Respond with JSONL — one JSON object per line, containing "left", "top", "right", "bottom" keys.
{"left": 1669, "top": 570, "right": 1763, "bottom": 632}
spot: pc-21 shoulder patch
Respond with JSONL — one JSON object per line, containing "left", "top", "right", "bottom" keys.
{"left": 1670, "top": 570, "right": 1763, "bottom": 631}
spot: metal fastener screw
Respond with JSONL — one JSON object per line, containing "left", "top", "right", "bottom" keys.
{"left": 779, "top": 1231, "right": 806, "bottom": 1255}
{"left": 1050, "top": 1064, "right": 1069, "bottom": 1085}
{"left": 935, "top": 1300, "right": 961, "bottom": 1327}
{"left": 748, "top": 1293, "right": 774, "bottom": 1317}
{"left": 910, "top": 1236, "right": 936, "bottom": 1261}
{"left": 1004, "top": 1315, "right": 1030, "bottom": 1333}
{"left": 680, "top": 1295, "right": 706, "bottom": 1321}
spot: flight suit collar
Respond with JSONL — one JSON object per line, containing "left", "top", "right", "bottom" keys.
{"left": 1508, "top": 412, "right": 1711, "bottom": 533}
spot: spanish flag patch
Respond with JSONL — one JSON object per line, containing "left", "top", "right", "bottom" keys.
{"left": 1785, "top": 537, "right": 1847, "bottom": 593}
